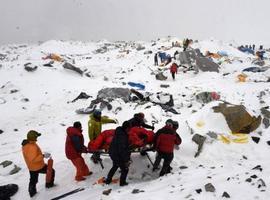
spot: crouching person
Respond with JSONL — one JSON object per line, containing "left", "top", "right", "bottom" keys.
{"left": 153, "top": 120, "right": 181, "bottom": 176}
{"left": 105, "top": 121, "right": 131, "bottom": 186}
{"left": 22, "top": 130, "right": 55, "bottom": 197}
{"left": 65, "top": 122, "right": 92, "bottom": 181}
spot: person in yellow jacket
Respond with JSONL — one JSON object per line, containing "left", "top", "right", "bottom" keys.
{"left": 21, "top": 130, "right": 55, "bottom": 197}
{"left": 88, "top": 109, "right": 117, "bottom": 163}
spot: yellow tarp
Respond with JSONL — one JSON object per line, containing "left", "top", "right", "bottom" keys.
{"left": 219, "top": 133, "right": 249, "bottom": 144}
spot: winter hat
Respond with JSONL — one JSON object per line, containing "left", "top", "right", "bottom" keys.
{"left": 172, "top": 121, "right": 179, "bottom": 130}
{"left": 122, "top": 121, "right": 131, "bottom": 130}
{"left": 73, "top": 121, "right": 82, "bottom": 129}
{"left": 93, "top": 109, "right": 102, "bottom": 118}
{"left": 165, "top": 119, "right": 174, "bottom": 127}
{"left": 27, "top": 130, "right": 41, "bottom": 141}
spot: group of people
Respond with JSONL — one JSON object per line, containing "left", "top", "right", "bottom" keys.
{"left": 21, "top": 110, "right": 181, "bottom": 197}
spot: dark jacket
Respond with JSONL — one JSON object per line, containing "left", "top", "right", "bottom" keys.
{"left": 109, "top": 126, "right": 130, "bottom": 163}
{"left": 65, "top": 127, "right": 87, "bottom": 160}
{"left": 154, "top": 126, "right": 181, "bottom": 153}
{"left": 128, "top": 114, "right": 153, "bottom": 130}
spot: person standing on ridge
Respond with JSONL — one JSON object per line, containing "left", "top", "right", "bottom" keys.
{"left": 22, "top": 130, "right": 55, "bottom": 197}
{"left": 154, "top": 53, "right": 158, "bottom": 66}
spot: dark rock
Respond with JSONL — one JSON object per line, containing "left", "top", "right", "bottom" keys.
{"left": 179, "top": 166, "right": 188, "bottom": 170}
{"left": 195, "top": 189, "right": 202, "bottom": 194}
{"left": 24, "top": 63, "right": 38, "bottom": 72}
{"left": 14, "top": 129, "right": 18, "bottom": 132}
{"left": 222, "top": 191, "right": 230, "bottom": 198}
{"left": 70, "top": 92, "right": 92, "bottom": 103}
{"left": 21, "top": 98, "right": 29, "bottom": 102}
{"left": 63, "top": 62, "right": 83, "bottom": 76}
{"left": 0, "top": 160, "right": 13, "bottom": 167}
{"left": 262, "top": 118, "right": 270, "bottom": 128}
{"left": 10, "top": 89, "right": 19, "bottom": 94}
{"left": 155, "top": 72, "right": 167, "bottom": 81}
{"left": 252, "top": 165, "right": 263, "bottom": 171}
{"left": 205, "top": 183, "right": 215, "bottom": 192}
{"left": 251, "top": 137, "right": 260, "bottom": 144}
{"left": 261, "top": 107, "right": 270, "bottom": 118}
{"left": 245, "top": 178, "right": 252, "bottom": 182}
{"left": 227, "top": 177, "right": 230, "bottom": 181}
{"left": 192, "top": 134, "right": 206, "bottom": 157}
{"left": 9, "top": 165, "right": 21, "bottom": 175}
{"left": 250, "top": 175, "right": 258, "bottom": 179}
{"left": 131, "top": 189, "right": 144, "bottom": 194}
{"left": 102, "top": 189, "right": 112, "bottom": 196}
{"left": 242, "top": 155, "right": 248, "bottom": 160}
{"left": 0, "top": 129, "right": 3, "bottom": 134}
{"left": 267, "top": 141, "right": 270, "bottom": 145}
{"left": 257, "top": 179, "right": 266, "bottom": 188}
{"left": 160, "top": 84, "right": 170, "bottom": 88}
{"left": 206, "top": 131, "right": 218, "bottom": 139}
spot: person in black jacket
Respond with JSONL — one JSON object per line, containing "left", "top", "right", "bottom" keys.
{"left": 105, "top": 121, "right": 132, "bottom": 186}
{"left": 128, "top": 112, "right": 154, "bottom": 130}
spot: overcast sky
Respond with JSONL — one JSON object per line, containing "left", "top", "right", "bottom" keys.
{"left": 0, "top": 0, "right": 269, "bottom": 45}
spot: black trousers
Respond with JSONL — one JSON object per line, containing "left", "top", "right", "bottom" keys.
{"left": 153, "top": 152, "right": 173, "bottom": 176}
{"left": 171, "top": 72, "right": 176, "bottom": 80}
{"left": 106, "top": 160, "right": 128, "bottom": 185}
{"left": 29, "top": 165, "right": 55, "bottom": 195}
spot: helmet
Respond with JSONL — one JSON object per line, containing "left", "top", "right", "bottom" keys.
{"left": 27, "top": 130, "right": 41, "bottom": 141}
{"left": 165, "top": 119, "right": 174, "bottom": 127}
{"left": 93, "top": 109, "right": 102, "bottom": 118}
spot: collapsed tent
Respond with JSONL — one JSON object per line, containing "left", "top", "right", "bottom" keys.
{"left": 88, "top": 127, "right": 154, "bottom": 152}
{"left": 212, "top": 103, "right": 261, "bottom": 133}
{"left": 176, "top": 49, "right": 220, "bottom": 72}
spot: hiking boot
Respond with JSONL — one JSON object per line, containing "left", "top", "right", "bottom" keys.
{"left": 104, "top": 178, "right": 111, "bottom": 185}
{"left": 45, "top": 183, "right": 57, "bottom": 188}
{"left": 120, "top": 182, "right": 128, "bottom": 186}
{"left": 29, "top": 191, "right": 37, "bottom": 198}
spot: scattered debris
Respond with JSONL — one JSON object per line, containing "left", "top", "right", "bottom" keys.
{"left": 155, "top": 72, "right": 167, "bottom": 81}
{"left": 0, "top": 129, "right": 3, "bottom": 134}
{"left": 222, "top": 191, "right": 230, "bottom": 198}
{"left": 252, "top": 165, "right": 263, "bottom": 171}
{"left": 195, "top": 189, "right": 202, "bottom": 194}
{"left": 70, "top": 92, "right": 92, "bottom": 103}
{"left": 192, "top": 134, "right": 206, "bottom": 157}
{"left": 9, "top": 165, "right": 21, "bottom": 175}
{"left": 0, "top": 160, "right": 13, "bottom": 167}
{"left": 251, "top": 137, "right": 260, "bottom": 144}
{"left": 131, "top": 189, "right": 145, "bottom": 194}
{"left": 102, "top": 189, "right": 112, "bottom": 196}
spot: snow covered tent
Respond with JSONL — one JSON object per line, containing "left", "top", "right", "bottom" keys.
{"left": 176, "top": 49, "right": 219, "bottom": 72}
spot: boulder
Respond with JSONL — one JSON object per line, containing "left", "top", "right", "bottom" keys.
{"left": 205, "top": 183, "right": 215, "bottom": 192}
{"left": 192, "top": 134, "right": 206, "bottom": 157}
{"left": 155, "top": 72, "right": 167, "bottom": 81}
{"left": 213, "top": 103, "right": 261, "bottom": 133}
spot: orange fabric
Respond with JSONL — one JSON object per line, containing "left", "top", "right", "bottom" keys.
{"left": 71, "top": 157, "right": 90, "bottom": 181}
{"left": 22, "top": 141, "right": 45, "bottom": 171}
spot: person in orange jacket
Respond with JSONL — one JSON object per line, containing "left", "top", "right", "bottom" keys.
{"left": 22, "top": 130, "right": 55, "bottom": 197}
{"left": 65, "top": 121, "right": 92, "bottom": 181}
{"left": 170, "top": 62, "right": 178, "bottom": 80}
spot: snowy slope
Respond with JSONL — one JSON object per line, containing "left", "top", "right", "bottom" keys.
{"left": 0, "top": 38, "right": 270, "bottom": 200}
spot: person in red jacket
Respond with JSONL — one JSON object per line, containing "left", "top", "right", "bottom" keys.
{"left": 153, "top": 119, "right": 181, "bottom": 176}
{"left": 65, "top": 122, "right": 92, "bottom": 181}
{"left": 170, "top": 62, "right": 178, "bottom": 80}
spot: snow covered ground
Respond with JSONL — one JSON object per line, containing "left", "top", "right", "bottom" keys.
{"left": 0, "top": 38, "right": 270, "bottom": 200}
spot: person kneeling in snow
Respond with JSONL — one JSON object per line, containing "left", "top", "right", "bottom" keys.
{"left": 65, "top": 122, "right": 92, "bottom": 181}
{"left": 105, "top": 121, "right": 132, "bottom": 186}
{"left": 22, "top": 130, "right": 55, "bottom": 197}
{"left": 153, "top": 120, "right": 181, "bottom": 176}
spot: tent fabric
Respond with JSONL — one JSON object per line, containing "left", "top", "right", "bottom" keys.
{"left": 128, "top": 82, "right": 145, "bottom": 90}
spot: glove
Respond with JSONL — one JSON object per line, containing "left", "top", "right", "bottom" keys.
{"left": 43, "top": 152, "right": 51, "bottom": 158}
{"left": 174, "top": 145, "right": 180, "bottom": 150}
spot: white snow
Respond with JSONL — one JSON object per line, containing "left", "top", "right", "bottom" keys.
{"left": 0, "top": 38, "right": 270, "bottom": 200}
